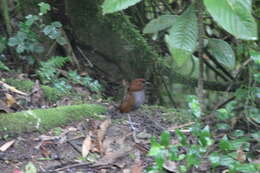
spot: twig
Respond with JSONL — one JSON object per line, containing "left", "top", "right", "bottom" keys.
{"left": 160, "top": 0, "right": 175, "bottom": 14}
{"left": 77, "top": 46, "right": 94, "bottom": 68}
{"left": 210, "top": 96, "right": 235, "bottom": 114}
{"left": 202, "top": 57, "right": 230, "bottom": 81}
{"left": 168, "top": 122, "right": 195, "bottom": 131}
{"left": 60, "top": 28, "right": 81, "bottom": 69}
{"left": 162, "top": 79, "right": 177, "bottom": 108}
{"left": 45, "top": 41, "right": 57, "bottom": 58}
{"left": 0, "top": 81, "right": 27, "bottom": 95}
{"left": 205, "top": 50, "right": 235, "bottom": 80}
{"left": 49, "top": 163, "right": 91, "bottom": 172}
{"left": 234, "top": 58, "right": 253, "bottom": 78}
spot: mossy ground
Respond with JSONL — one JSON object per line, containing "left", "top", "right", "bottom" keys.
{"left": 0, "top": 104, "right": 106, "bottom": 137}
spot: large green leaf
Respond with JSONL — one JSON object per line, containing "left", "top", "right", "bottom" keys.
{"left": 228, "top": 0, "right": 252, "bottom": 13}
{"left": 203, "top": 0, "right": 257, "bottom": 40}
{"left": 102, "top": 0, "right": 142, "bottom": 14}
{"left": 165, "top": 6, "right": 198, "bottom": 66}
{"left": 143, "top": 15, "right": 176, "bottom": 34}
{"left": 208, "top": 38, "right": 235, "bottom": 69}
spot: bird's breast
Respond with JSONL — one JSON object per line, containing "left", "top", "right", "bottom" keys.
{"left": 132, "top": 90, "right": 145, "bottom": 109}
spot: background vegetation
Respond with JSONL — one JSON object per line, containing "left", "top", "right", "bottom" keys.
{"left": 0, "top": 0, "right": 259, "bottom": 172}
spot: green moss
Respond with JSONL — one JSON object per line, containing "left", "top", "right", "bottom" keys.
{"left": 5, "top": 78, "right": 34, "bottom": 92}
{"left": 41, "top": 85, "right": 63, "bottom": 102}
{"left": 4, "top": 78, "right": 64, "bottom": 102}
{"left": 0, "top": 104, "right": 106, "bottom": 137}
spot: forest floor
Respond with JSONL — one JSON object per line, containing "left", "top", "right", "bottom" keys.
{"left": 0, "top": 72, "right": 195, "bottom": 173}
{"left": 0, "top": 104, "right": 189, "bottom": 173}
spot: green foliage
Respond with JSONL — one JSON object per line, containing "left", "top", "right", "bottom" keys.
{"left": 82, "top": 76, "right": 102, "bottom": 92}
{"left": 148, "top": 126, "right": 214, "bottom": 172}
{"left": 37, "top": 58, "right": 102, "bottom": 93}
{"left": 68, "top": 70, "right": 81, "bottom": 84}
{"left": 102, "top": 0, "right": 142, "bottom": 14}
{"left": 0, "top": 36, "right": 6, "bottom": 53}
{"left": 67, "top": 71, "right": 102, "bottom": 92}
{"left": 38, "top": 2, "right": 51, "bottom": 16}
{"left": 24, "top": 162, "right": 37, "bottom": 173}
{"left": 165, "top": 6, "right": 198, "bottom": 66}
{"left": 0, "top": 61, "right": 10, "bottom": 71}
{"left": 203, "top": 0, "right": 257, "bottom": 40}
{"left": 37, "top": 56, "right": 69, "bottom": 85}
{"left": 52, "top": 79, "right": 72, "bottom": 93}
{"left": 187, "top": 95, "right": 201, "bottom": 118}
{"left": 43, "top": 22, "right": 66, "bottom": 45}
{"left": 143, "top": 15, "right": 177, "bottom": 34}
{"left": 209, "top": 135, "right": 258, "bottom": 173}
{"left": 7, "top": 2, "right": 66, "bottom": 62}
{"left": 8, "top": 25, "right": 44, "bottom": 54}
{"left": 148, "top": 96, "right": 259, "bottom": 172}
{"left": 52, "top": 127, "right": 63, "bottom": 136}
{"left": 207, "top": 38, "right": 236, "bottom": 69}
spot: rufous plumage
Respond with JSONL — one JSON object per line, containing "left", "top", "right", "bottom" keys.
{"left": 119, "top": 78, "right": 145, "bottom": 113}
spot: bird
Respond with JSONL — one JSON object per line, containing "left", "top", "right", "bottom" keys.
{"left": 119, "top": 78, "right": 146, "bottom": 113}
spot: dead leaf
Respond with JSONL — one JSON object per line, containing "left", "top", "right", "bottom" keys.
{"left": 82, "top": 135, "right": 92, "bottom": 157}
{"left": 131, "top": 161, "right": 143, "bottom": 173}
{"left": 5, "top": 93, "right": 16, "bottom": 107}
{"left": 97, "top": 119, "right": 111, "bottom": 153}
{"left": 168, "top": 122, "right": 194, "bottom": 131}
{"left": 0, "top": 99, "right": 12, "bottom": 113}
{"left": 98, "top": 119, "right": 111, "bottom": 142}
{"left": 0, "top": 140, "right": 15, "bottom": 152}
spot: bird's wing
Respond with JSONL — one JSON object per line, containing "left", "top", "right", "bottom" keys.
{"left": 119, "top": 92, "right": 135, "bottom": 113}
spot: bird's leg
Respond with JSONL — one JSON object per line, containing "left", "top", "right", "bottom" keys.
{"left": 127, "top": 114, "right": 138, "bottom": 142}
{"left": 127, "top": 114, "right": 136, "bottom": 131}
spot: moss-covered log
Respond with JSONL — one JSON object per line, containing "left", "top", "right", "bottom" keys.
{"left": 0, "top": 104, "right": 106, "bottom": 137}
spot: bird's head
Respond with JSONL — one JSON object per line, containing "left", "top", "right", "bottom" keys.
{"left": 129, "top": 78, "right": 145, "bottom": 91}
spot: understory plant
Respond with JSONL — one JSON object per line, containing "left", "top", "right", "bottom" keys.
{"left": 37, "top": 56, "right": 102, "bottom": 93}
{"left": 7, "top": 2, "right": 66, "bottom": 65}
{"left": 147, "top": 96, "right": 259, "bottom": 173}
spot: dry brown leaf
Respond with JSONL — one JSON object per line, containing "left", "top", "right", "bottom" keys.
{"left": 0, "top": 99, "right": 12, "bottom": 113}
{"left": 131, "top": 161, "right": 143, "bottom": 173}
{"left": 82, "top": 135, "right": 92, "bottom": 157}
{"left": 5, "top": 93, "right": 16, "bottom": 107}
{"left": 0, "top": 81, "right": 27, "bottom": 95}
{"left": 98, "top": 119, "right": 111, "bottom": 142}
{"left": 97, "top": 119, "right": 111, "bottom": 153}
{"left": 0, "top": 140, "right": 15, "bottom": 152}
{"left": 168, "top": 122, "right": 194, "bottom": 131}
